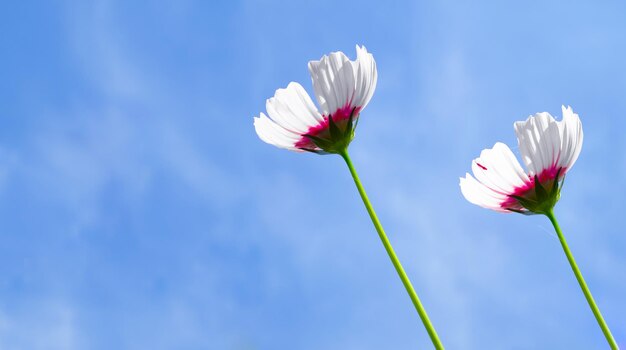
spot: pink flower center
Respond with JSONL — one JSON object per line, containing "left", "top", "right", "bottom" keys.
{"left": 295, "top": 104, "right": 362, "bottom": 149}
{"left": 500, "top": 165, "right": 565, "bottom": 210}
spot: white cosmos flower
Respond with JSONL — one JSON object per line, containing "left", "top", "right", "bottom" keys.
{"left": 460, "top": 106, "right": 583, "bottom": 214}
{"left": 254, "top": 45, "right": 377, "bottom": 154}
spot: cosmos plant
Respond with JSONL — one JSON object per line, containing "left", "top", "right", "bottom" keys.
{"left": 460, "top": 107, "right": 618, "bottom": 349}
{"left": 254, "top": 46, "right": 444, "bottom": 349}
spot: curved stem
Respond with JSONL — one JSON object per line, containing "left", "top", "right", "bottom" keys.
{"left": 340, "top": 150, "right": 444, "bottom": 349}
{"left": 546, "top": 209, "right": 618, "bottom": 349}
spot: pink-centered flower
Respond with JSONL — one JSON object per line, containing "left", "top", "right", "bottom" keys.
{"left": 252, "top": 46, "right": 446, "bottom": 346}
{"left": 460, "top": 106, "right": 583, "bottom": 214}
{"left": 254, "top": 45, "right": 377, "bottom": 154}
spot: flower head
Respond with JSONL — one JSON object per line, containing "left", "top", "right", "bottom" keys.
{"left": 254, "top": 45, "right": 377, "bottom": 154}
{"left": 460, "top": 106, "right": 583, "bottom": 215}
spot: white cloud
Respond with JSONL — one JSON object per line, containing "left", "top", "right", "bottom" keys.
{"left": 0, "top": 0, "right": 241, "bottom": 233}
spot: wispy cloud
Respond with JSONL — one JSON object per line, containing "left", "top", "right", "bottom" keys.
{"left": 0, "top": 300, "right": 81, "bottom": 350}
{"left": 1, "top": 0, "right": 625, "bottom": 349}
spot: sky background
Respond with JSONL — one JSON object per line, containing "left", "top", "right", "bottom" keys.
{"left": 1, "top": 1, "right": 625, "bottom": 349}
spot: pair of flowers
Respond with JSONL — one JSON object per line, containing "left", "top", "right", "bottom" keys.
{"left": 255, "top": 46, "right": 579, "bottom": 215}
{"left": 254, "top": 46, "right": 616, "bottom": 349}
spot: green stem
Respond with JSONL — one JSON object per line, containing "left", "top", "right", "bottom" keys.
{"left": 340, "top": 150, "right": 444, "bottom": 350}
{"left": 546, "top": 209, "right": 618, "bottom": 350}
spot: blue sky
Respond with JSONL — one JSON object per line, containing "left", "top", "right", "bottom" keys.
{"left": 1, "top": 1, "right": 625, "bottom": 349}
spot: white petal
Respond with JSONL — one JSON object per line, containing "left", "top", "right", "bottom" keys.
{"left": 351, "top": 45, "right": 377, "bottom": 111}
{"left": 514, "top": 112, "right": 561, "bottom": 175}
{"left": 470, "top": 142, "right": 528, "bottom": 195}
{"left": 460, "top": 174, "right": 510, "bottom": 212}
{"left": 460, "top": 143, "right": 528, "bottom": 213}
{"left": 254, "top": 113, "right": 303, "bottom": 152}
{"left": 308, "top": 50, "right": 356, "bottom": 116}
{"left": 265, "top": 82, "right": 323, "bottom": 134}
{"left": 558, "top": 105, "right": 583, "bottom": 171}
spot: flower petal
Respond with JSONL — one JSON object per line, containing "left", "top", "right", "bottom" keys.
{"left": 265, "top": 82, "right": 323, "bottom": 134}
{"left": 470, "top": 142, "right": 528, "bottom": 195}
{"left": 254, "top": 112, "right": 303, "bottom": 152}
{"left": 308, "top": 50, "right": 356, "bottom": 116}
{"left": 351, "top": 45, "right": 377, "bottom": 111}
{"left": 460, "top": 143, "right": 528, "bottom": 213}
{"left": 514, "top": 112, "right": 561, "bottom": 176}
{"left": 460, "top": 173, "right": 510, "bottom": 212}
{"left": 557, "top": 105, "right": 583, "bottom": 171}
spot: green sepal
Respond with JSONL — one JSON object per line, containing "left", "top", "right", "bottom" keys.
{"left": 304, "top": 134, "right": 333, "bottom": 150}
{"left": 551, "top": 168, "right": 563, "bottom": 197}
{"left": 509, "top": 195, "right": 538, "bottom": 210}
{"left": 299, "top": 147, "right": 328, "bottom": 155}
{"left": 303, "top": 133, "right": 325, "bottom": 144}
{"left": 344, "top": 107, "right": 357, "bottom": 138}
{"left": 327, "top": 115, "right": 342, "bottom": 140}
{"left": 506, "top": 208, "right": 534, "bottom": 216}
{"left": 534, "top": 175, "right": 548, "bottom": 201}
